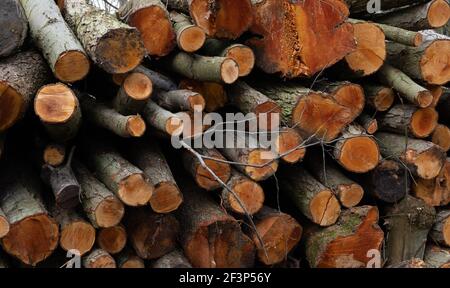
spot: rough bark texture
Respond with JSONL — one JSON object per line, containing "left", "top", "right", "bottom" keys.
{"left": 0, "top": 0, "right": 28, "bottom": 58}
{"left": 424, "top": 244, "right": 450, "bottom": 268}
{"left": 153, "top": 89, "right": 205, "bottom": 113}
{"left": 152, "top": 249, "right": 192, "bottom": 268}
{"left": 169, "top": 11, "right": 205, "bottom": 53}
{"left": 83, "top": 248, "right": 116, "bottom": 268}
{"left": 413, "top": 158, "right": 450, "bottom": 207}
{"left": 429, "top": 210, "right": 450, "bottom": 247}
{"left": 134, "top": 65, "right": 177, "bottom": 91}
{"left": 142, "top": 100, "right": 184, "bottom": 136}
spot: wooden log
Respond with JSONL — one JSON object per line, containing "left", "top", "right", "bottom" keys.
{"left": 413, "top": 159, "right": 450, "bottom": 207}
{"left": 248, "top": 207, "right": 302, "bottom": 265}
{"left": 112, "top": 72, "right": 153, "bottom": 115}
{"left": 221, "top": 169, "right": 264, "bottom": 215}
{"left": 134, "top": 65, "right": 177, "bottom": 91}
{"left": 83, "top": 248, "right": 116, "bottom": 268}
{"left": 83, "top": 141, "right": 153, "bottom": 207}
{"left": 304, "top": 206, "right": 384, "bottom": 268}
{"left": 176, "top": 176, "right": 255, "bottom": 268}
{"left": 43, "top": 145, "right": 66, "bottom": 167}
{"left": 428, "top": 85, "right": 444, "bottom": 108}
{"left": 182, "top": 148, "right": 231, "bottom": 191}
{"left": 142, "top": 100, "right": 184, "bottom": 136}
{"left": 62, "top": 0, "right": 145, "bottom": 74}
{"left": 248, "top": 0, "right": 355, "bottom": 78}
{"left": 361, "top": 83, "right": 395, "bottom": 112}
{"left": 375, "top": 132, "right": 446, "bottom": 180}
{"left": 152, "top": 249, "right": 192, "bottom": 268}
{"left": 127, "top": 140, "right": 183, "bottom": 213}
{"left": 273, "top": 127, "right": 306, "bottom": 164}
{"left": 305, "top": 151, "right": 364, "bottom": 208}
{"left": 78, "top": 93, "right": 146, "bottom": 138}
{"left": 386, "top": 40, "right": 450, "bottom": 85}
{"left": 201, "top": 39, "right": 255, "bottom": 77}
{"left": 51, "top": 207, "right": 95, "bottom": 256}
{"left": 97, "top": 225, "right": 127, "bottom": 255}
{"left": 0, "top": 208, "right": 10, "bottom": 239}
{"left": 429, "top": 210, "right": 450, "bottom": 247}
{"left": 20, "top": 0, "right": 90, "bottom": 83}
{"left": 73, "top": 161, "right": 125, "bottom": 228}
{"left": 383, "top": 195, "right": 436, "bottom": 266}
{"left": 116, "top": 247, "right": 145, "bottom": 268}
{"left": 179, "top": 79, "right": 228, "bottom": 112}
{"left": 377, "top": 64, "right": 433, "bottom": 108}
{"left": 431, "top": 124, "right": 450, "bottom": 152}
{"left": 0, "top": 0, "right": 28, "bottom": 58}
{"left": 125, "top": 207, "right": 179, "bottom": 260}
{"left": 388, "top": 258, "right": 432, "bottom": 268}
{"left": 166, "top": 0, "right": 253, "bottom": 39}
{"left": 424, "top": 245, "right": 450, "bottom": 268}
{"left": 163, "top": 52, "right": 239, "bottom": 84}
{"left": 175, "top": 110, "right": 209, "bottom": 140}
{"left": 377, "top": 105, "right": 438, "bottom": 138}
{"left": 357, "top": 113, "right": 378, "bottom": 134}
{"left": 343, "top": 0, "right": 429, "bottom": 15}
{"left": 169, "top": 11, "right": 205, "bottom": 53}
{"left": 34, "top": 83, "right": 82, "bottom": 142}
{"left": 118, "top": 0, "right": 176, "bottom": 57}
{"left": 376, "top": 0, "right": 450, "bottom": 31}
{"left": 0, "top": 51, "right": 50, "bottom": 132}
{"left": 333, "top": 124, "right": 380, "bottom": 173}
{"left": 278, "top": 165, "right": 341, "bottom": 227}
{"left": 153, "top": 89, "right": 205, "bottom": 113}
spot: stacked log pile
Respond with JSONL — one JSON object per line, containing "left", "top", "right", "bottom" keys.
{"left": 0, "top": 0, "right": 449, "bottom": 268}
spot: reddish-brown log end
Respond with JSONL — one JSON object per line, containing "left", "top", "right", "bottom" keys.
{"left": 373, "top": 87, "right": 395, "bottom": 112}
{"left": 245, "top": 150, "right": 278, "bottom": 182}
{"left": 310, "top": 190, "right": 341, "bottom": 226}
{"left": 196, "top": 158, "right": 231, "bottom": 191}
{"left": 43, "top": 145, "right": 66, "bottom": 166}
{"left": 220, "top": 58, "right": 239, "bottom": 84}
{"left": 276, "top": 128, "right": 306, "bottom": 164}
{"left": 54, "top": 50, "right": 90, "bottom": 83}
{"left": 126, "top": 115, "right": 147, "bottom": 137}
{"left": 338, "top": 184, "right": 364, "bottom": 208}
{"left": 427, "top": 0, "right": 450, "bottom": 28}
{"left": 123, "top": 72, "right": 153, "bottom": 100}
{"left": 97, "top": 225, "right": 127, "bottom": 254}
{"left": 410, "top": 107, "right": 438, "bottom": 138}
{"left": 118, "top": 173, "right": 153, "bottom": 206}
{"left": 178, "top": 26, "right": 206, "bottom": 53}
{"left": 226, "top": 179, "right": 265, "bottom": 215}
{"left": 432, "top": 124, "right": 450, "bottom": 152}
{"left": 150, "top": 182, "right": 183, "bottom": 214}
{"left": 0, "top": 215, "right": 9, "bottom": 238}
{"left": 34, "top": 83, "right": 78, "bottom": 124}
{"left": 421, "top": 40, "right": 450, "bottom": 85}
{"left": 225, "top": 45, "right": 255, "bottom": 77}
{"left": 95, "top": 196, "right": 125, "bottom": 228}
{"left": 332, "top": 83, "right": 365, "bottom": 118}
{"left": 337, "top": 136, "right": 380, "bottom": 173}
{"left": 60, "top": 220, "right": 96, "bottom": 256}
{"left": 0, "top": 81, "right": 23, "bottom": 131}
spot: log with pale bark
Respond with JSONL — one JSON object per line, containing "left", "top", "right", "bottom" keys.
{"left": 413, "top": 158, "right": 450, "bottom": 207}
{"left": 424, "top": 245, "right": 450, "bottom": 268}
{"left": 97, "top": 225, "right": 127, "bottom": 255}
{"left": 179, "top": 79, "right": 228, "bottom": 112}
{"left": 142, "top": 100, "right": 184, "bottom": 136}
{"left": 169, "top": 11, "right": 205, "bottom": 53}
{"left": 429, "top": 210, "right": 450, "bottom": 247}
{"left": 431, "top": 124, "right": 450, "bottom": 152}
{"left": 134, "top": 65, "right": 178, "bottom": 91}
{"left": 361, "top": 83, "right": 395, "bottom": 112}
{"left": 112, "top": 72, "right": 153, "bottom": 115}
{"left": 116, "top": 247, "right": 145, "bottom": 268}
{"left": 357, "top": 113, "right": 378, "bottom": 134}
{"left": 152, "top": 249, "right": 192, "bottom": 268}
{"left": 0, "top": 0, "right": 28, "bottom": 58}
{"left": 153, "top": 89, "right": 205, "bottom": 113}
{"left": 83, "top": 248, "right": 116, "bottom": 268}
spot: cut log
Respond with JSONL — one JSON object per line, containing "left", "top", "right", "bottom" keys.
{"left": 248, "top": 0, "right": 355, "bottom": 78}
{"left": 383, "top": 195, "right": 436, "bottom": 266}
{"left": 221, "top": 169, "right": 264, "bottom": 215}
{"left": 429, "top": 210, "right": 450, "bottom": 247}
{"left": 62, "top": 0, "right": 145, "bottom": 74}
{"left": 125, "top": 207, "right": 179, "bottom": 259}
{"left": 51, "top": 207, "right": 95, "bottom": 256}
{"left": 386, "top": 40, "right": 450, "bottom": 85}
{"left": 361, "top": 83, "right": 395, "bottom": 112}
{"left": 304, "top": 206, "right": 384, "bottom": 268}
{"left": 305, "top": 151, "right": 364, "bottom": 208}
{"left": 0, "top": 0, "right": 28, "bottom": 58}
{"left": 73, "top": 161, "right": 125, "bottom": 228}
{"left": 376, "top": 0, "right": 450, "bottom": 31}
{"left": 20, "top": 0, "right": 90, "bottom": 83}
{"left": 413, "top": 159, "right": 450, "bottom": 206}
{"left": 152, "top": 249, "right": 192, "bottom": 268}
{"left": 424, "top": 245, "right": 450, "bottom": 268}
{"left": 153, "top": 89, "right": 205, "bottom": 113}
{"left": 116, "top": 247, "right": 145, "bottom": 268}
{"left": 429, "top": 85, "right": 444, "bottom": 108}
{"left": 78, "top": 93, "right": 146, "bottom": 138}
{"left": 377, "top": 105, "right": 438, "bottom": 138}
{"left": 377, "top": 64, "right": 433, "bottom": 108}
{"left": 0, "top": 208, "right": 10, "bottom": 239}
{"left": 127, "top": 140, "right": 183, "bottom": 213}
{"left": 375, "top": 132, "right": 446, "bottom": 180}
{"left": 248, "top": 207, "right": 302, "bottom": 265}
{"left": 0, "top": 51, "right": 50, "bottom": 132}
{"left": 278, "top": 165, "right": 341, "bottom": 227}
{"left": 169, "top": 11, "right": 205, "bottom": 53}
{"left": 34, "top": 83, "right": 82, "bottom": 142}
{"left": 176, "top": 176, "right": 255, "bottom": 268}
{"left": 166, "top": 0, "right": 253, "bottom": 39}
{"left": 357, "top": 113, "right": 378, "bottom": 134}
{"left": 333, "top": 124, "right": 380, "bottom": 173}
{"left": 134, "top": 65, "right": 177, "bottom": 91}
{"left": 182, "top": 148, "right": 231, "bottom": 191}
{"left": 163, "top": 52, "right": 239, "bottom": 84}
{"left": 43, "top": 144, "right": 66, "bottom": 167}
{"left": 112, "top": 72, "right": 153, "bottom": 115}
{"left": 179, "top": 79, "right": 228, "bottom": 112}
{"left": 97, "top": 225, "right": 127, "bottom": 255}
{"left": 274, "top": 127, "right": 306, "bottom": 164}
{"left": 83, "top": 141, "right": 153, "bottom": 207}
{"left": 361, "top": 159, "right": 409, "bottom": 203}
{"left": 118, "top": 0, "right": 176, "bottom": 57}
{"left": 431, "top": 124, "right": 450, "bottom": 152}
{"left": 83, "top": 248, "right": 116, "bottom": 268}
{"left": 142, "top": 100, "right": 184, "bottom": 136}
{"left": 202, "top": 39, "right": 255, "bottom": 77}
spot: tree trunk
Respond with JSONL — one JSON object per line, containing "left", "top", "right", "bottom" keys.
{"left": 424, "top": 244, "right": 450, "bottom": 268}
{"left": 134, "top": 65, "right": 177, "bottom": 91}
{"left": 383, "top": 195, "right": 436, "bottom": 266}
{"left": 0, "top": 51, "right": 50, "bottom": 132}
{"left": 0, "top": 0, "right": 28, "bottom": 58}
{"left": 118, "top": 0, "right": 176, "bottom": 57}
{"left": 357, "top": 112, "right": 378, "bottom": 134}
{"left": 20, "top": 0, "right": 90, "bottom": 83}
{"left": 413, "top": 159, "right": 450, "bottom": 206}
{"left": 179, "top": 79, "right": 228, "bottom": 112}
{"left": 429, "top": 210, "right": 450, "bottom": 247}
{"left": 62, "top": 0, "right": 145, "bottom": 74}
{"left": 361, "top": 83, "right": 395, "bottom": 112}
{"left": 153, "top": 89, "right": 205, "bottom": 113}
{"left": 304, "top": 206, "right": 384, "bottom": 268}
{"left": 97, "top": 225, "right": 127, "bottom": 255}
{"left": 83, "top": 248, "right": 116, "bottom": 268}
{"left": 169, "top": 11, "right": 205, "bottom": 53}
{"left": 152, "top": 249, "right": 192, "bottom": 268}
{"left": 142, "top": 100, "right": 184, "bottom": 136}
{"left": 248, "top": 0, "right": 355, "bottom": 78}
{"left": 116, "top": 247, "right": 145, "bottom": 268}
{"left": 112, "top": 72, "right": 153, "bottom": 115}
{"left": 278, "top": 165, "right": 341, "bottom": 227}
{"left": 431, "top": 124, "right": 450, "bottom": 152}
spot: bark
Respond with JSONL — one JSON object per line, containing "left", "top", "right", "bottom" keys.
{"left": 97, "top": 225, "right": 127, "bottom": 254}
{"left": 62, "top": 0, "right": 145, "bottom": 74}
{"left": 278, "top": 165, "right": 341, "bottom": 227}
{"left": 83, "top": 248, "right": 116, "bottom": 268}
{"left": 429, "top": 210, "right": 450, "bottom": 247}
{"left": 152, "top": 249, "right": 192, "bottom": 268}
{"left": 179, "top": 79, "right": 228, "bottom": 112}
{"left": 0, "top": 0, "right": 28, "bottom": 58}
{"left": 153, "top": 89, "right": 205, "bottom": 113}
{"left": 361, "top": 83, "right": 395, "bottom": 112}
{"left": 413, "top": 159, "right": 450, "bottom": 207}
{"left": 116, "top": 247, "right": 145, "bottom": 268}
{"left": 112, "top": 72, "right": 153, "bottom": 115}
{"left": 357, "top": 112, "right": 378, "bottom": 134}
{"left": 118, "top": 0, "right": 176, "bottom": 56}
{"left": 0, "top": 51, "right": 50, "bottom": 132}
{"left": 134, "top": 65, "right": 177, "bottom": 91}
{"left": 431, "top": 124, "right": 450, "bottom": 152}
{"left": 383, "top": 195, "right": 436, "bottom": 266}
{"left": 304, "top": 206, "right": 384, "bottom": 268}
{"left": 424, "top": 245, "right": 450, "bottom": 268}
{"left": 20, "top": 0, "right": 89, "bottom": 83}
{"left": 142, "top": 100, "right": 184, "bottom": 136}
{"left": 73, "top": 161, "right": 125, "bottom": 228}
{"left": 169, "top": 11, "right": 205, "bottom": 53}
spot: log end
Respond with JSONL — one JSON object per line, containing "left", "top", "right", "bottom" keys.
{"left": 43, "top": 145, "right": 66, "bottom": 166}
{"left": 123, "top": 72, "right": 153, "bottom": 100}
{"left": 0, "top": 215, "right": 10, "bottom": 238}
{"left": 337, "top": 136, "right": 380, "bottom": 173}
{"left": 338, "top": 183, "right": 364, "bottom": 208}
{"left": 245, "top": 150, "right": 278, "bottom": 181}
{"left": 310, "top": 190, "right": 341, "bottom": 227}
{"left": 408, "top": 145, "right": 446, "bottom": 179}
{"left": 365, "top": 119, "right": 378, "bottom": 135}
{"left": 120, "top": 256, "right": 145, "bottom": 268}
{"left": 196, "top": 158, "right": 231, "bottom": 191}
{"left": 413, "top": 159, "right": 450, "bottom": 206}
{"left": 188, "top": 93, "right": 206, "bottom": 112}
{"left": 54, "top": 50, "right": 90, "bottom": 83}
{"left": 225, "top": 45, "right": 255, "bottom": 77}
{"left": 0, "top": 81, "right": 23, "bottom": 131}
{"left": 276, "top": 128, "right": 306, "bottom": 164}
{"left": 150, "top": 182, "right": 183, "bottom": 214}
{"left": 428, "top": 0, "right": 450, "bottom": 28}
{"left": 422, "top": 40, "right": 450, "bottom": 85}
{"left": 126, "top": 115, "right": 146, "bottom": 137}
{"left": 411, "top": 107, "right": 438, "bottom": 138}
{"left": 178, "top": 26, "right": 206, "bottom": 53}
{"left": 165, "top": 116, "right": 184, "bottom": 136}
{"left": 227, "top": 179, "right": 265, "bottom": 215}
{"left": 373, "top": 87, "right": 395, "bottom": 112}
{"left": 432, "top": 124, "right": 450, "bottom": 152}
{"left": 98, "top": 225, "right": 127, "bottom": 254}
{"left": 34, "top": 83, "right": 77, "bottom": 124}
{"left": 254, "top": 101, "right": 281, "bottom": 131}
{"left": 95, "top": 196, "right": 125, "bottom": 228}
{"left": 60, "top": 220, "right": 96, "bottom": 256}
{"left": 220, "top": 58, "right": 240, "bottom": 84}
{"left": 118, "top": 173, "right": 153, "bottom": 206}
